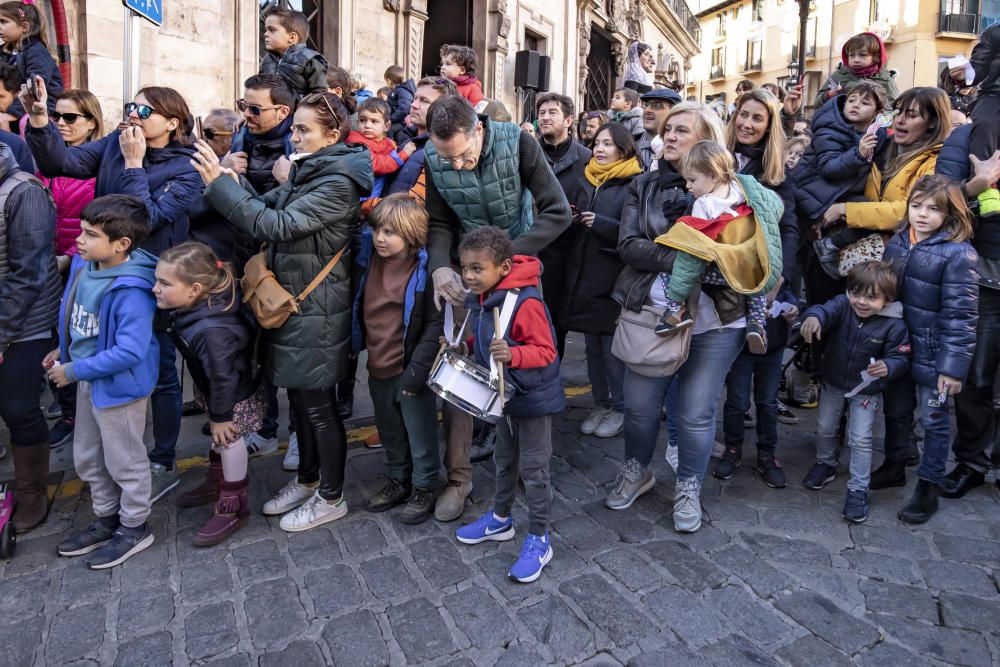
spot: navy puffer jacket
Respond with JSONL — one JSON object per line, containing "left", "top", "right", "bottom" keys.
{"left": 934, "top": 123, "right": 972, "bottom": 182}
{"left": 794, "top": 95, "right": 889, "bottom": 220}
{"left": 802, "top": 295, "right": 909, "bottom": 394}
{"left": 882, "top": 228, "right": 979, "bottom": 388}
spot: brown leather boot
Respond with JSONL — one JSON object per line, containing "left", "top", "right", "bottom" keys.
{"left": 176, "top": 450, "right": 223, "bottom": 508}
{"left": 193, "top": 477, "right": 249, "bottom": 547}
{"left": 12, "top": 443, "right": 50, "bottom": 533}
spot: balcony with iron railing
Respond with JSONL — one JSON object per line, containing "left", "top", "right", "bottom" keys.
{"left": 659, "top": 0, "right": 702, "bottom": 44}
{"left": 938, "top": 9, "right": 980, "bottom": 34}
{"left": 741, "top": 56, "right": 762, "bottom": 74}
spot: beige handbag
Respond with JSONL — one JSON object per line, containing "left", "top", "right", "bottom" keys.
{"left": 611, "top": 304, "right": 693, "bottom": 378}
{"left": 241, "top": 245, "right": 346, "bottom": 329}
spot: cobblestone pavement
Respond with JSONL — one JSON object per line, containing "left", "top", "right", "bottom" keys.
{"left": 1, "top": 337, "right": 999, "bottom": 666}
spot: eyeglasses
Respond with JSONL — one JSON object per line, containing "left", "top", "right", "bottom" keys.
{"left": 236, "top": 99, "right": 283, "bottom": 116}
{"left": 124, "top": 102, "right": 155, "bottom": 120}
{"left": 645, "top": 101, "right": 672, "bottom": 111}
{"left": 436, "top": 130, "right": 481, "bottom": 169}
{"left": 203, "top": 128, "right": 233, "bottom": 141}
{"left": 52, "top": 111, "right": 92, "bottom": 124}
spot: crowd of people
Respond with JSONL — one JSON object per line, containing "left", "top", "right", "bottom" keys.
{"left": 0, "top": 2, "right": 998, "bottom": 584}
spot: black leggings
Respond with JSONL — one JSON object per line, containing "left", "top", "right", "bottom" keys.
{"left": 288, "top": 387, "right": 347, "bottom": 500}
{"left": 0, "top": 338, "right": 50, "bottom": 446}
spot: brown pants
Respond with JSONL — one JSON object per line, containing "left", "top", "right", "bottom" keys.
{"left": 441, "top": 298, "right": 473, "bottom": 484}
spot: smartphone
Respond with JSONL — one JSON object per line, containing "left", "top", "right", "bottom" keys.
{"left": 27, "top": 74, "right": 38, "bottom": 101}
{"left": 195, "top": 116, "right": 204, "bottom": 141}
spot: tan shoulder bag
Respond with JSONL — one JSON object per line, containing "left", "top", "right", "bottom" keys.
{"left": 241, "top": 245, "right": 347, "bottom": 329}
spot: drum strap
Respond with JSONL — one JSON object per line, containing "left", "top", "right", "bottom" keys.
{"left": 443, "top": 304, "right": 470, "bottom": 347}
{"left": 488, "top": 289, "right": 520, "bottom": 382}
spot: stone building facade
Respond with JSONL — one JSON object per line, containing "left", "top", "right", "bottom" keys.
{"left": 54, "top": 0, "right": 700, "bottom": 129}
{"left": 687, "top": 0, "right": 995, "bottom": 117}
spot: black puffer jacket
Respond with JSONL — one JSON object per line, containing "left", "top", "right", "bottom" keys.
{"left": 0, "top": 146, "right": 60, "bottom": 353}
{"left": 565, "top": 174, "right": 635, "bottom": 335}
{"left": 802, "top": 295, "right": 910, "bottom": 394}
{"left": 205, "top": 142, "right": 374, "bottom": 390}
{"left": 612, "top": 161, "right": 747, "bottom": 323}
{"left": 970, "top": 22, "right": 1000, "bottom": 99}
{"left": 883, "top": 227, "right": 979, "bottom": 388}
{"left": 164, "top": 296, "right": 259, "bottom": 423}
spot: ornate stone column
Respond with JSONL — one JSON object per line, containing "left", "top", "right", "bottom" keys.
{"left": 485, "top": 0, "right": 512, "bottom": 99}
{"left": 402, "top": 0, "right": 429, "bottom": 82}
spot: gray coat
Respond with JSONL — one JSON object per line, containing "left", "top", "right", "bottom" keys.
{"left": 205, "top": 143, "right": 373, "bottom": 390}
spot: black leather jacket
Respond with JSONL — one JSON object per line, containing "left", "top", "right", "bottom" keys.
{"left": 971, "top": 23, "right": 1000, "bottom": 99}
{"left": 612, "top": 165, "right": 747, "bottom": 324}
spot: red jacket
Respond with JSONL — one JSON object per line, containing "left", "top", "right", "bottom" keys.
{"left": 468, "top": 255, "right": 557, "bottom": 369}
{"left": 347, "top": 131, "right": 405, "bottom": 176}
{"left": 453, "top": 75, "right": 485, "bottom": 105}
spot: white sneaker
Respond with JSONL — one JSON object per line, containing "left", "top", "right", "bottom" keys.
{"left": 673, "top": 476, "right": 703, "bottom": 533}
{"left": 594, "top": 410, "right": 625, "bottom": 438}
{"left": 581, "top": 408, "right": 609, "bottom": 435}
{"left": 262, "top": 479, "right": 315, "bottom": 516}
{"left": 664, "top": 442, "right": 679, "bottom": 472}
{"left": 246, "top": 432, "right": 278, "bottom": 458}
{"left": 279, "top": 491, "right": 348, "bottom": 532}
{"left": 282, "top": 433, "right": 299, "bottom": 472}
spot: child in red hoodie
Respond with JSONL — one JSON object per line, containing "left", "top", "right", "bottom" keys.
{"left": 814, "top": 32, "right": 898, "bottom": 109}
{"left": 440, "top": 44, "right": 484, "bottom": 105}
{"left": 348, "top": 98, "right": 405, "bottom": 198}
{"left": 451, "top": 226, "right": 564, "bottom": 584}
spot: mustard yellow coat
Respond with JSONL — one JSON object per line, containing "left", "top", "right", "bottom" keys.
{"left": 844, "top": 145, "right": 941, "bottom": 232}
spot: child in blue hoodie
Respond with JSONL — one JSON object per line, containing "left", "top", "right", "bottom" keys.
{"left": 44, "top": 194, "right": 159, "bottom": 570}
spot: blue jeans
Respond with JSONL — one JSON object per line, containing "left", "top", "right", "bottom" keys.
{"left": 815, "top": 384, "right": 880, "bottom": 492}
{"left": 623, "top": 327, "right": 745, "bottom": 481}
{"left": 584, "top": 333, "right": 625, "bottom": 412}
{"left": 260, "top": 381, "right": 297, "bottom": 439}
{"left": 149, "top": 333, "right": 182, "bottom": 469}
{"left": 916, "top": 384, "right": 952, "bottom": 486}
{"left": 722, "top": 346, "right": 784, "bottom": 453}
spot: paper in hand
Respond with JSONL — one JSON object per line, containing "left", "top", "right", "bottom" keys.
{"left": 768, "top": 301, "right": 796, "bottom": 319}
{"left": 845, "top": 357, "right": 878, "bottom": 398}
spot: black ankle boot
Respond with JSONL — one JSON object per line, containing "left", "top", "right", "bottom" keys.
{"left": 898, "top": 480, "right": 939, "bottom": 524}
{"left": 870, "top": 458, "right": 906, "bottom": 490}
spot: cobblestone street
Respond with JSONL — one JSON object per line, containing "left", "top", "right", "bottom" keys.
{"left": 1, "top": 337, "right": 999, "bottom": 666}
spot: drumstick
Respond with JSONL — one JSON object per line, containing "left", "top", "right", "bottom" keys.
{"left": 493, "top": 307, "right": 506, "bottom": 406}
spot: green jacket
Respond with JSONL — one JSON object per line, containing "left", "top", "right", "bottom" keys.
{"left": 663, "top": 174, "right": 784, "bottom": 297}
{"left": 815, "top": 63, "right": 898, "bottom": 109}
{"left": 424, "top": 119, "right": 533, "bottom": 239}
{"left": 205, "top": 143, "right": 373, "bottom": 390}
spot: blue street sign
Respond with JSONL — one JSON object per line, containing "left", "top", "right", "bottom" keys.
{"left": 123, "top": 0, "right": 162, "bottom": 26}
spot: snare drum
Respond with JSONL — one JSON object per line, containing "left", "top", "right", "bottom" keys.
{"left": 427, "top": 348, "right": 513, "bottom": 423}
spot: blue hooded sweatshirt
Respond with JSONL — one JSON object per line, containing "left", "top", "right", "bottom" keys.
{"left": 59, "top": 250, "right": 160, "bottom": 408}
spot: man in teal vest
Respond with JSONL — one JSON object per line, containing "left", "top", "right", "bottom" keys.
{"left": 423, "top": 95, "right": 571, "bottom": 522}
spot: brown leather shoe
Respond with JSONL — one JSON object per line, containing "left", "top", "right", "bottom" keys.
{"left": 177, "top": 450, "right": 223, "bottom": 508}
{"left": 433, "top": 481, "right": 472, "bottom": 522}
{"left": 193, "top": 478, "right": 249, "bottom": 547}
{"left": 12, "top": 443, "right": 49, "bottom": 533}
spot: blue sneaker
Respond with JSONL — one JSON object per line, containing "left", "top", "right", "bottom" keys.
{"left": 455, "top": 512, "right": 515, "bottom": 545}
{"left": 842, "top": 489, "right": 870, "bottom": 523}
{"left": 508, "top": 533, "right": 553, "bottom": 583}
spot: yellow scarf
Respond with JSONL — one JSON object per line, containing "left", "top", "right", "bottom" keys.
{"left": 585, "top": 156, "right": 642, "bottom": 187}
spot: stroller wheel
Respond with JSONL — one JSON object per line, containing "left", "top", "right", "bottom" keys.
{"left": 0, "top": 521, "right": 15, "bottom": 559}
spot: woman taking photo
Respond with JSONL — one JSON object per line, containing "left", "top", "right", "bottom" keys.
{"left": 569, "top": 122, "right": 642, "bottom": 439}
{"left": 606, "top": 102, "right": 750, "bottom": 533}
{"left": 23, "top": 80, "right": 203, "bottom": 500}
{"left": 193, "top": 92, "right": 373, "bottom": 533}
{"left": 38, "top": 89, "right": 104, "bottom": 450}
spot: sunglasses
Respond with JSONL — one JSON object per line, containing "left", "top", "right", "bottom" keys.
{"left": 203, "top": 128, "right": 233, "bottom": 141}
{"left": 124, "top": 102, "right": 155, "bottom": 120}
{"left": 301, "top": 92, "right": 339, "bottom": 119}
{"left": 52, "top": 111, "right": 91, "bottom": 124}
{"left": 236, "top": 99, "right": 284, "bottom": 116}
